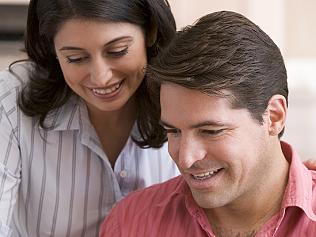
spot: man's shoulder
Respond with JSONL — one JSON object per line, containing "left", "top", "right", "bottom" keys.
{"left": 311, "top": 169, "right": 316, "bottom": 189}
{"left": 104, "top": 175, "right": 187, "bottom": 233}
{"left": 128, "top": 175, "right": 183, "bottom": 200}
{"left": 116, "top": 175, "right": 185, "bottom": 211}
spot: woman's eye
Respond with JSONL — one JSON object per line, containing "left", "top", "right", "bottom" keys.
{"left": 66, "top": 56, "right": 89, "bottom": 64}
{"left": 107, "top": 47, "right": 128, "bottom": 58}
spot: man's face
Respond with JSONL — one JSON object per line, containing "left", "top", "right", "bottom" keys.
{"left": 160, "top": 83, "right": 274, "bottom": 210}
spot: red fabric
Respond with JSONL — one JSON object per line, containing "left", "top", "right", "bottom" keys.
{"left": 100, "top": 142, "right": 316, "bottom": 237}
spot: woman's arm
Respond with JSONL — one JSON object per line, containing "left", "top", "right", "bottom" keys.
{"left": 0, "top": 81, "right": 21, "bottom": 237}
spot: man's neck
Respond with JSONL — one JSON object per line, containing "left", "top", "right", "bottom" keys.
{"left": 211, "top": 226, "right": 256, "bottom": 237}
{"left": 205, "top": 145, "right": 289, "bottom": 236}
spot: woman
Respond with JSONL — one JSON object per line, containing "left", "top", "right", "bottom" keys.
{"left": 0, "top": 0, "right": 179, "bottom": 236}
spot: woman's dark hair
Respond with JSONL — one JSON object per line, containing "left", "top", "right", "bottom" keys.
{"left": 19, "top": 0, "right": 176, "bottom": 147}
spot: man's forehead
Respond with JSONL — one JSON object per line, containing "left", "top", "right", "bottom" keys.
{"left": 160, "top": 83, "right": 235, "bottom": 108}
{"left": 160, "top": 84, "right": 238, "bottom": 127}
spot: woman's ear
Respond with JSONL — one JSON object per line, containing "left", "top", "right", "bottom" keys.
{"left": 267, "top": 95, "right": 287, "bottom": 136}
{"left": 146, "top": 17, "right": 158, "bottom": 47}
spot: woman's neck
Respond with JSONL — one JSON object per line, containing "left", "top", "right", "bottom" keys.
{"left": 87, "top": 98, "right": 136, "bottom": 129}
{"left": 87, "top": 98, "right": 137, "bottom": 167}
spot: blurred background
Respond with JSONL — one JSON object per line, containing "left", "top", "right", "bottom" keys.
{"left": 0, "top": 0, "right": 315, "bottom": 160}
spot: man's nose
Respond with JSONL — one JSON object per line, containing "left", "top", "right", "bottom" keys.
{"left": 177, "top": 136, "right": 207, "bottom": 170}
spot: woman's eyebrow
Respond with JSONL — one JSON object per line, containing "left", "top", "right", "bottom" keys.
{"left": 59, "top": 36, "right": 133, "bottom": 51}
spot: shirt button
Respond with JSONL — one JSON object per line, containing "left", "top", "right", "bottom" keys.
{"left": 120, "top": 170, "right": 127, "bottom": 178}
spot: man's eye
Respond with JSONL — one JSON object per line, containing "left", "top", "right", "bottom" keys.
{"left": 201, "top": 129, "right": 225, "bottom": 136}
{"left": 107, "top": 47, "right": 128, "bottom": 58}
{"left": 66, "top": 56, "right": 89, "bottom": 64}
{"left": 165, "top": 128, "right": 181, "bottom": 137}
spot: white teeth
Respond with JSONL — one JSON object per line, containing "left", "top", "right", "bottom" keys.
{"left": 92, "top": 83, "right": 120, "bottom": 95}
{"left": 192, "top": 169, "right": 220, "bottom": 180}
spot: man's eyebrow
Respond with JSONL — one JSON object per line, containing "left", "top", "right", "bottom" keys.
{"left": 159, "top": 120, "right": 174, "bottom": 128}
{"left": 191, "top": 121, "right": 225, "bottom": 129}
{"left": 58, "top": 36, "right": 133, "bottom": 51}
{"left": 159, "top": 120, "right": 225, "bottom": 129}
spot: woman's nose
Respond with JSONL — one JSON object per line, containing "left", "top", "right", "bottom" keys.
{"left": 90, "top": 57, "right": 113, "bottom": 85}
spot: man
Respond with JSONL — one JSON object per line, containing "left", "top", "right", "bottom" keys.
{"left": 100, "top": 11, "right": 316, "bottom": 236}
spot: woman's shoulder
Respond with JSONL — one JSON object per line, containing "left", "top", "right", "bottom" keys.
{"left": 0, "top": 62, "right": 34, "bottom": 126}
{"left": 0, "top": 61, "right": 33, "bottom": 97}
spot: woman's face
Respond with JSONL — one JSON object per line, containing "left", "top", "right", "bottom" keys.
{"left": 54, "top": 19, "right": 147, "bottom": 114}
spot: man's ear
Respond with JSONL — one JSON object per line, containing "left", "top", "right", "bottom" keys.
{"left": 267, "top": 95, "right": 287, "bottom": 136}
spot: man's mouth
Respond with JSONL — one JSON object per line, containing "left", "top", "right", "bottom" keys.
{"left": 191, "top": 168, "right": 223, "bottom": 180}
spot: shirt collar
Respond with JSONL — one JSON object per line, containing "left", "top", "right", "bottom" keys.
{"left": 280, "top": 141, "right": 316, "bottom": 221}
{"left": 40, "top": 95, "right": 82, "bottom": 131}
{"left": 43, "top": 96, "right": 142, "bottom": 135}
